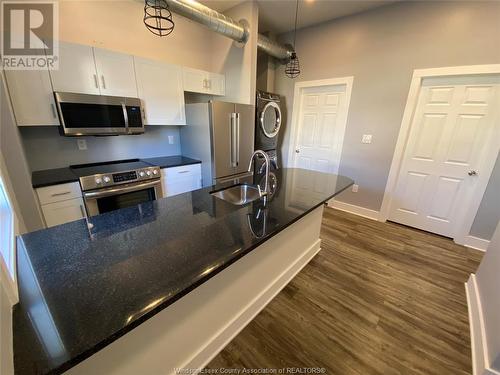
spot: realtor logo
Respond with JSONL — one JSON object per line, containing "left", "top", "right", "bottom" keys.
{"left": 1, "top": 1, "right": 58, "bottom": 70}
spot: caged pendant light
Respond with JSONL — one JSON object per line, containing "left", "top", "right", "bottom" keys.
{"left": 285, "top": 0, "right": 301, "bottom": 78}
{"left": 144, "top": 0, "right": 175, "bottom": 37}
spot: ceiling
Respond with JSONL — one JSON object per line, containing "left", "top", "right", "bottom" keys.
{"left": 200, "top": 0, "right": 399, "bottom": 34}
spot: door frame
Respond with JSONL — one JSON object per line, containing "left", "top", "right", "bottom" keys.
{"left": 287, "top": 77, "right": 354, "bottom": 173}
{"left": 380, "top": 64, "right": 500, "bottom": 245}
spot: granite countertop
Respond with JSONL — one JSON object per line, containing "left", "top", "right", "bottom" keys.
{"left": 14, "top": 168, "right": 353, "bottom": 375}
{"left": 31, "top": 156, "right": 202, "bottom": 188}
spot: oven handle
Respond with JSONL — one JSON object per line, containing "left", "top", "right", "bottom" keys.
{"left": 83, "top": 179, "right": 160, "bottom": 199}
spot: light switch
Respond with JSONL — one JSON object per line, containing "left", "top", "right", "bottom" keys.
{"left": 168, "top": 135, "right": 174, "bottom": 145}
{"left": 362, "top": 134, "right": 372, "bottom": 144}
{"left": 77, "top": 139, "right": 87, "bottom": 150}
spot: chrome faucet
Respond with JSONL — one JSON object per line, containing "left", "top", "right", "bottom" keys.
{"left": 248, "top": 150, "right": 270, "bottom": 198}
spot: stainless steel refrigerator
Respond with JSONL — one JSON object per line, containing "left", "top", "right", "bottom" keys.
{"left": 181, "top": 101, "right": 255, "bottom": 186}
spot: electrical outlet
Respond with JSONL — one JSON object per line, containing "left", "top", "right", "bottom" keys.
{"left": 362, "top": 134, "right": 372, "bottom": 144}
{"left": 168, "top": 135, "right": 174, "bottom": 145}
{"left": 77, "top": 139, "right": 87, "bottom": 150}
{"left": 352, "top": 184, "right": 359, "bottom": 193}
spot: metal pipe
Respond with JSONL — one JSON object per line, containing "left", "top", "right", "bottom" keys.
{"left": 163, "top": 0, "right": 294, "bottom": 63}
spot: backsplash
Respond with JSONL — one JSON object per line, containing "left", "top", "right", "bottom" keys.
{"left": 20, "top": 126, "right": 182, "bottom": 171}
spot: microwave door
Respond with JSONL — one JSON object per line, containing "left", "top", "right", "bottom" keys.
{"left": 58, "top": 102, "right": 127, "bottom": 135}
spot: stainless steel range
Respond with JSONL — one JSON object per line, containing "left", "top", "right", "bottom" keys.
{"left": 71, "top": 159, "right": 163, "bottom": 217}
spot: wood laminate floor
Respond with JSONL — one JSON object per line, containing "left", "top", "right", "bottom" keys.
{"left": 208, "top": 208, "right": 484, "bottom": 375}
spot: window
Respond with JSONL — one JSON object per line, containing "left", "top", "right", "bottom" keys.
{"left": 0, "top": 174, "right": 15, "bottom": 280}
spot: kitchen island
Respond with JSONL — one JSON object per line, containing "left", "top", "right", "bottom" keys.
{"left": 14, "top": 168, "right": 353, "bottom": 375}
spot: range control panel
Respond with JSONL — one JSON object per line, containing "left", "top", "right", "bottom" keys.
{"left": 79, "top": 167, "right": 160, "bottom": 191}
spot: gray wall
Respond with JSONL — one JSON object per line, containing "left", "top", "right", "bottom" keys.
{"left": 475, "top": 222, "right": 500, "bottom": 371}
{"left": 470, "top": 153, "right": 500, "bottom": 239}
{"left": 20, "top": 126, "right": 181, "bottom": 171}
{"left": 1, "top": 75, "right": 44, "bottom": 232}
{"left": 274, "top": 0, "right": 500, "bottom": 240}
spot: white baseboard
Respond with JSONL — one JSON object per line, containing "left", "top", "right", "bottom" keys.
{"left": 465, "top": 274, "right": 500, "bottom": 375}
{"left": 328, "top": 200, "right": 380, "bottom": 221}
{"left": 464, "top": 236, "right": 490, "bottom": 252}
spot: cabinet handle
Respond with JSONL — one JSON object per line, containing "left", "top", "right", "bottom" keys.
{"left": 101, "top": 75, "right": 106, "bottom": 89}
{"left": 51, "top": 191, "right": 71, "bottom": 197}
{"left": 93, "top": 74, "right": 99, "bottom": 89}
{"left": 50, "top": 103, "right": 57, "bottom": 118}
{"left": 202, "top": 79, "right": 206, "bottom": 89}
{"left": 79, "top": 204, "right": 86, "bottom": 218}
{"left": 178, "top": 170, "right": 190, "bottom": 174}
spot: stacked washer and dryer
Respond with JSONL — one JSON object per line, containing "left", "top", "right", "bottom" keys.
{"left": 254, "top": 90, "right": 282, "bottom": 172}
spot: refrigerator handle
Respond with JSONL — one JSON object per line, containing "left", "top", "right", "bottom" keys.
{"left": 236, "top": 113, "right": 240, "bottom": 166}
{"left": 230, "top": 113, "right": 238, "bottom": 167}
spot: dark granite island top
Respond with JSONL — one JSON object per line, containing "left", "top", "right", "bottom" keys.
{"left": 14, "top": 168, "right": 353, "bottom": 375}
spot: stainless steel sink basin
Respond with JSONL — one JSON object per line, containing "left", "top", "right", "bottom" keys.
{"left": 210, "top": 184, "right": 262, "bottom": 205}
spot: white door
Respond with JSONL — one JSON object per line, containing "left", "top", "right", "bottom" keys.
{"left": 4, "top": 64, "right": 59, "bottom": 126}
{"left": 49, "top": 42, "right": 100, "bottom": 94}
{"left": 134, "top": 57, "right": 185, "bottom": 125}
{"left": 389, "top": 75, "right": 500, "bottom": 237}
{"left": 94, "top": 48, "right": 138, "bottom": 97}
{"left": 292, "top": 84, "right": 349, "bottom": 174}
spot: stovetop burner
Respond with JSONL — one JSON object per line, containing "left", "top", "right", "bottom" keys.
{"left": 70, "top": 159, "right": 154, "bottom": 177}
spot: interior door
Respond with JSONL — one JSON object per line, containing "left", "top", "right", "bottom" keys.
{"left": 211, "top": 102, "right": 236, "bottom": 179}
{"left": 389, "top": 75, "right": 500, "bottom": 237}
{"left": 93, "top": 48, "right": 138, "bottom": 97}
{"left": 49, "top": 42, "right": 100, "bottom": 95}
{"left": 234, "top": 104, "right": 255, "bottom": 175}
{"left": 293, "top": 84, "right": 348, "bottom": 174}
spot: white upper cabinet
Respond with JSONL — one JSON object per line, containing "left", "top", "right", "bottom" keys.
{"left": 134, "top": 57, "right": 185, "bottom": 125}
{"left": 4, "top": 65, "right": 59, "bottom": 126}
{"left": 94, "top": 48, "right": 138, "bottom": 97}
{"left": 183, "top": 67, "right": 225, "bottom": 96}
{"left": 49, "top": 42, "right": 100, "bottom": 95}
{"left": 49, "top": 42, "right": 138, "bottom": 97}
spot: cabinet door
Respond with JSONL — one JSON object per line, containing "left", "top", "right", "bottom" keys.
{"left": 135, "top": 57, "right": 185, "bottom": 125}
{"left": 182, "top": 67, "right": 208, "bottom": 94}
{"left": 41, "top": 197, "right": 87, "bottom": 228}
{"left": 4, "top": 67, "right": 59, "bottom": 126}
{"left": 94, "top": 48, "right": 138, "bottom": 97}
{"left": 207, "top": 73, "right": 225, "bottom": 96}
{"left": 49, "top": 42, "right": 100, "bottom": 94}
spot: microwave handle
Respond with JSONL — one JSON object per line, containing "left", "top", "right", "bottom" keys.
{"left": 121, "top": 103, "right": 129, "bottom": 132}
{"left": 83, "top": 180, "right": 160, "bottom": 199}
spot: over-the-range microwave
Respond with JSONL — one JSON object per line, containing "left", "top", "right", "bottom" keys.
{"left": 54, "top": 92, "right": 144, "bottom": 136}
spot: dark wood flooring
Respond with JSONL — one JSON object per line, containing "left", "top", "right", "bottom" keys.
{"left": 208, "top": 208, "right": 484, "bottom": 375}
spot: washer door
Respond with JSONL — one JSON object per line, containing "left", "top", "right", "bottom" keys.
{"left": 259, "top": 101, "right": 282, "bottom": 138}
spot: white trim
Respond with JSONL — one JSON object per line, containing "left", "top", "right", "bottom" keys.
{"left": 328, "top": 200, "right": 380, "bottom": 221}
{"left": 464, "top": 235, "right": 491, "bottom": 252}
{"left": 466, "top": 274, "right": 500, "bottom": 375}
{"left": 182, "top": 239, "right": 321, "bottom": 370}
{"left": 380, "top": 64, "right": 500, "bottom": 245}
{"left": 287, "top": 76, "right": 354, "bottom": 172}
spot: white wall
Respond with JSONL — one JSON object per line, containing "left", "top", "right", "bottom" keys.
{"left": 473, "top": 222, "right": 500, "bottom": 372}
{"left": 274, "top": 1, "right": 500, "bottom": 239}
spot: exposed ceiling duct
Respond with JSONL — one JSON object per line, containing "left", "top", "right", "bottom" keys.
{"left": 162, "top": 0, "right": 294, "bottom": 63}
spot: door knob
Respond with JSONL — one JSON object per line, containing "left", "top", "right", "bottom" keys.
{"left": 468, "top": 170, "right": 478, "bottom": 176}
{"left": 295, "top": 149, "right": 300, "bottom": 153}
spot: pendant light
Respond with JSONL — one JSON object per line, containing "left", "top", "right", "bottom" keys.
{"left": 285, "top": 0, "right": 301, "bottom": 78}
{"left": 144, "top": 0, "right": 175, "bottom": 37}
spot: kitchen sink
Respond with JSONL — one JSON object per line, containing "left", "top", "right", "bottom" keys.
{"left": 210, "top": 184, "right": 263, "bottom": 205}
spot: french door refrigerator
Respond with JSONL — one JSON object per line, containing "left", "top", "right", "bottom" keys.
{"left": 181, "top": 101, "right": 255, "bottom": 186}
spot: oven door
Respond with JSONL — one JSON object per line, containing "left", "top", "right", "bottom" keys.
{"left": 83, "top": 179, "right": 163, "bottom": 217}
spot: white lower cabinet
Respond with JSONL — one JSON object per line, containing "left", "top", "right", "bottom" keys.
{"left": 161, "top": 164, "right": 202, "bottom": 197}
{"left": 40, "top": 197, "right": 87, "bottom": 228}
{"left": 36, "top": 182, "right": 87, "bottom": 228}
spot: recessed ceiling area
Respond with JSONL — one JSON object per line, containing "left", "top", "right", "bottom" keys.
{"left": 200, "top": 0, "right": 399, "bottom": 34}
